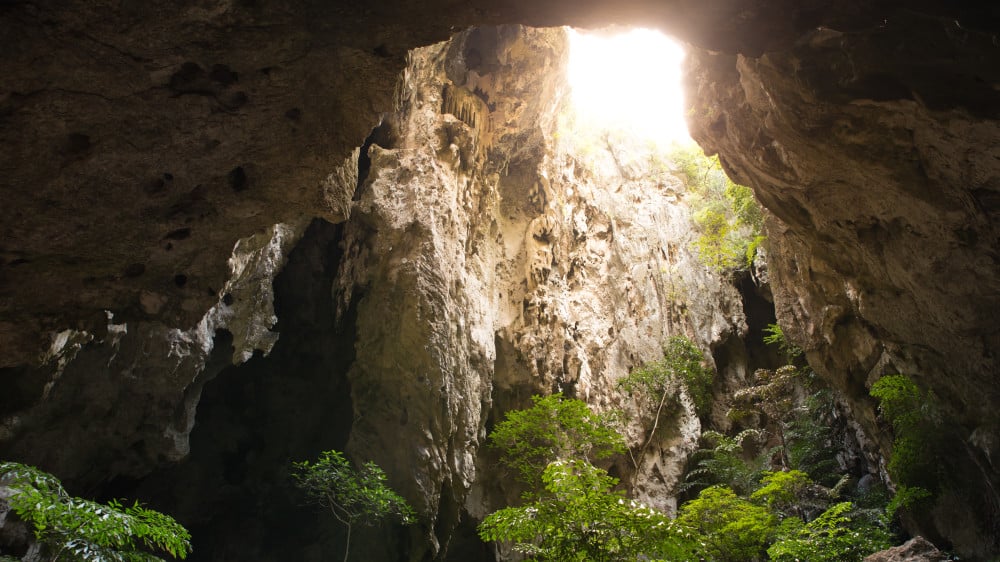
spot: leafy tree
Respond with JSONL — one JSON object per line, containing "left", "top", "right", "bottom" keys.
{"left": 767, "top": 501, "right": 892, "bottom": 562}
{"left": 291, "top": 450, "right": 415, "bottom": 562}
{"left": 618, "top": 335, "right": 714, "bottom": 472}
{"left": 728, "top": 365, "right": 806, "bottom": 469}
{"left": 478, "top": 460, "right": 697, "bottom": 561}
{"left": 487, "top": 394, "right": 625, "bottom": 489}
{"left": 0, "top": 461, "right": 191, "bottom": 562}
{"left": 670, "top": 143, "right": 765, "bottom": 272}
{"left": 620, "top": 335, "right": 714, "bottom": 417}
{"left": 676, "top": 485, "right": 777, "bottom": 562}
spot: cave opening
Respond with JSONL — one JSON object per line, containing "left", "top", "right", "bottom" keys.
{"left": 2, "top": 3, "right": 997, "bottom": 558}
{"left": 566, "top": 27, "right": 690, "bottom": 147}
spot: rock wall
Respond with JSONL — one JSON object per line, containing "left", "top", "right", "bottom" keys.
{"left": 2, "top": 1, "right": 998, "bottom": 559}
{"left": 0, "top": 220, "right": 307, "bottom": 485}
{"left": 331, "top": 26, "right": 748, "bottom": 558}
{"left": 685, "top": 10, "right": 1000, "bottom": 556}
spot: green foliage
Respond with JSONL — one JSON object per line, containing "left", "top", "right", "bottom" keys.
{"left": 784, "top": 391, "right": 841, "bottom": 486}
{"left": 730, "top": 366, "right": 800, "bottom": 426}
{"left": 682, "top": 429, "right": 768, "bottom": 497}
{"left": 0, "top": 461, "right": 191, "bottom": 562}
{"left": 478, "top": 460, "right": 697, "bottom": 561}
{"left": 869, "top": 375, "right": 943, "bottom": 515}
{"left": 487, "top": 394, "right": 625, "bottom": 489}
{"left": 619, "top": 335, "right": 714, "bottom": 417}
{"left": 762, "top": 323, "right": 802, "bottom": 362}
{"left": 677, "top": 485, "right": 777, "bottom": 562}
{"left": 869, "top": 375, "right": 928, "bottom": 434}
{"left": 885, "top": 485, "right": 932, "bottom": 518}
{"left": 291, "top": 450, "right": 415, "bottom": 562}
{"left": 724, "top": 181, "right": 764, "bottom": 232}
{"left": 767, "top": 502, "right": 892, "bottom": 562}
{"left": 670, "top": 143, "right": 766, "bottom": 272}
{"left": 751, "top": 471, "right": 812, "bottom": 516}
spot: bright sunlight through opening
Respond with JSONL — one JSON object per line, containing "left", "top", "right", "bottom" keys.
{"left": 567, "top": 28, "right": 690, "bottom": 147}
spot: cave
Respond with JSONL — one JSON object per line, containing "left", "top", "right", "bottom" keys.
{"left": 1, "top": 1, "right": 999, "bottom": 561}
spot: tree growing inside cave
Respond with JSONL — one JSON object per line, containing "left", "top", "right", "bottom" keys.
{"left": 670, "top": 143, "right": 765, "bottom": 272}
{"left": 487, "top": 393, "right": 625, "bottom": 490}
{"left": 291, "top": 450, "right": 415, "bottom": 562}
{"left": 478, "top": 459, "right": 697, "bottom": 561}
{"left": 480, "top": 397, "right": 695, "bottom": 560}
{"left": 0, "top": 461, "right": 192, "bottom": 562}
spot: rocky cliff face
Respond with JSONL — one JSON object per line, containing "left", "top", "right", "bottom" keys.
{"left": 2, "top": 23, "right": 755, "bottom": 561}
{"left": 331, "top": 26, "right": 747, "bottom": 557}
{"left": 685, "top": 11, "right": 1000, "bottom": 555}
{"left": 2, "top": 1, "right": 999, "bottom": 560}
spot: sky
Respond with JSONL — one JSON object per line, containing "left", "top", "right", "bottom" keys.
{"left": 566, "top": 28, "right": 692, "bottom": 147}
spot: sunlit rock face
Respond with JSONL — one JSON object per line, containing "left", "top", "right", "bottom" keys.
{"left": 1, "top": 0, "right": 998, "bottom": 559}
{"left": 333, "top": 26, "right": 746, "bottom": 557}
{"left": 685, "top": 12, "right": 1000, "bottom": 556}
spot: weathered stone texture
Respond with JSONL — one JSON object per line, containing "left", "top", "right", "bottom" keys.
{"left": 686, "top": 11, "right": 1000, "bottom": 555}
{"left": 331, "top": 27, "right": 746, "bottom": 555}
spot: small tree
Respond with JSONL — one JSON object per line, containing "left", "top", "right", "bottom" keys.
{"left": 487, "top": 394, "right": 625, "bottom": 491}
{"left": 0, "top": 461, "right": 191, "bottom": 562}
{"left": 767, "top": 502, "right": 892, "bottom": 562}
{"left": 291, "top": 450, "right": 415, "bottom": 562}
{"left": 619, "top": 335, "right": 714, "bottom": 467}
{"left": 676, "top": 485, "right": 777, "bottom": 562}
{"left": 478, "top": 460, "right": 696, "bottom": 561}
{"left": 869, "top": 374, "right": 944, "bottom": 518}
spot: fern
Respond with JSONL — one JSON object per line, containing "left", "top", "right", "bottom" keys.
{"left": 681, "top": 429, "right": 768, "bottom": 496}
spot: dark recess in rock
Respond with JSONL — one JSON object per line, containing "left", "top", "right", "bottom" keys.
{"left": 60, "top": 133, "right": 91, "bottom": 156}
{"left": 164, "top": 228, "right": 191, "bottom": 241}
{"left": 355, "top": 119, "right": 396, "bottom": 201}
{"left": 208, "top": 64, "right": 238, "bottom": 86}
{"left": 227, "top": 166, "right": 247, "bottom": 192}
{"left": 112, "top": 219, "right": 360, "bottom": 561}
{"left": 123, "top": 263, "right": 145, "bottom": 277}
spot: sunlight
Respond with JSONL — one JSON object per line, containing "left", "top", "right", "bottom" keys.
{"left": 566, "top": 28, "right": 690, "bottom": 147}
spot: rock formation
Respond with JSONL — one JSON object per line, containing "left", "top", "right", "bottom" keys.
{"left": 329, "top": 26, "right": 747, "bottom": 557}
{"left": 1, "top": 0, "right": 998, "bottom": 559}
{"left": 685, "top": 10, "right": 1000, "bottom": 555}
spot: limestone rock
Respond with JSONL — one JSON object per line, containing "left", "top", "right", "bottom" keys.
{"left": 686, "top": 12, "right": 1000, "bottom": 555}
{"left": 332, "top": 27, "right": 748, "bottom": 556}
{"left": 0, "top": 221, "right": 305, "bottom": 484}
{"left": 864, "top": 536, "right": 949, "bottom": 562}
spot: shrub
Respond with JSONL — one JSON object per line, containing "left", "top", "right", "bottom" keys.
{"left": 676, "top": 485, "right": 777, "bottom": 562}
{"left": 869, "top": 375, "right": 943, "bottom": 516}
{"left": 751, "top": 470, "right": 812, "bottom": 517}
{"left": 487, "top": 394, "right": 625, "bottom": 490}
{"left": 761, "top": 323, "right": 802, "bottom": 362}
{"left": 619, "top": 335, "right": 714, "bottom": 418}
{"left": 291, "top": 450, "right": 415, "bottom": 562}
{"left": 682, "top": 429, "right": 768, "bottom": 496}
{"left": 767, "top": 502, "right": 892, "bottom": 562}
{"left": 0, "top": 461, "right": 191, "bottom": 562}
{"left": 670, "top": 143, "right": 766, "bottom": 272}
{"left": 784, "top": 392, "right": 841, "bottom": 486}
{"left": 478, "top": 460, "right": 697, "bottom": 561}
